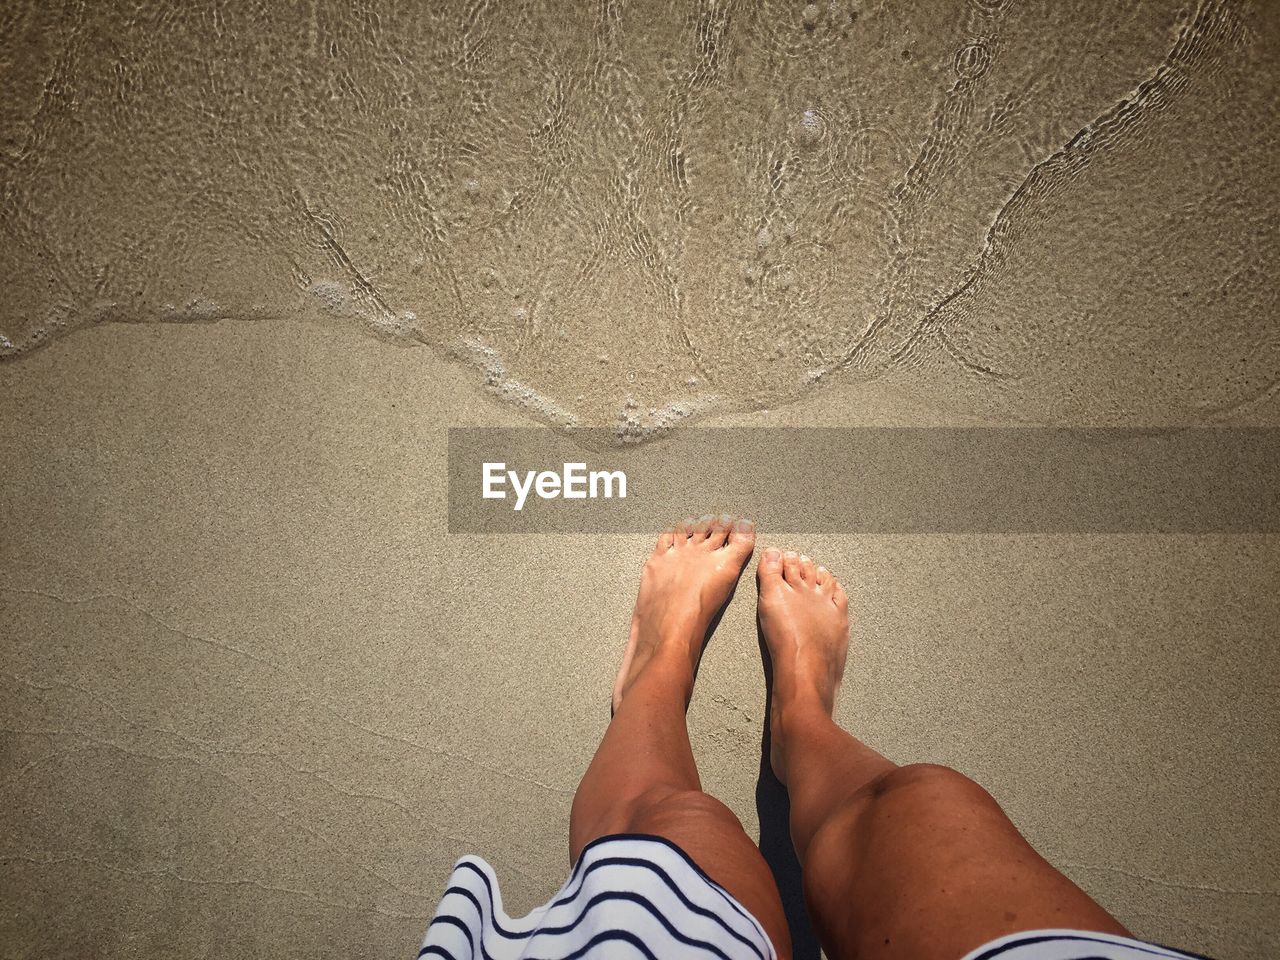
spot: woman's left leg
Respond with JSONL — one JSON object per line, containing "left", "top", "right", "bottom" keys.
{"left": 569, "top": 517, "right": 792, "bottom": 960}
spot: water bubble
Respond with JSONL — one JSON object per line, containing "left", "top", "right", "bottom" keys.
{"left": 614, "top": 394, "right": 719, "bottom": 443}
{"left": 756, "top": 227, "right": 773, "bottom": 250}
{"left": 459, "top": 337, "right": 578, "bottom": 428}
{"left": 308, "top": 279, "right": 348, "bottom": 311}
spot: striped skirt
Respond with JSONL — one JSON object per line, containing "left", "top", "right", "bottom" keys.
{"left": 418, "top": 833, "right": 1215, "bottom": 960}
{"left": 419, "top": 834, "right": 775, "bottom": 960}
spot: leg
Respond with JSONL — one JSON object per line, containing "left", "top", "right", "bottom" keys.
{"left": 569, "top": 517, "right": 792, "bottom": 959}
{"left": 757, "top": 549, "right": 1130, "bottom": 960}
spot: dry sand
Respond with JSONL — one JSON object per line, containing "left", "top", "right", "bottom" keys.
{"left": 3, "top": 320, "right": 1278, "bottom": 959}
{"left": 2, "top": 0, "right": 1279, "bottom": 958}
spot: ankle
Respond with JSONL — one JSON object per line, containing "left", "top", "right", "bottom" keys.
{"left": 772, "top": 692, "right": 836, "bottom": 742}
{"left": 626, "top": 644, "right": 697, "bottom": 700}
{"left": 771, "top": 673, "right": 833, "bottom": 717}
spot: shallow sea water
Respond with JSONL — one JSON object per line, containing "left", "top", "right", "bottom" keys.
{"left": 1, "top": 0, "right": 1276, "bottom": 434}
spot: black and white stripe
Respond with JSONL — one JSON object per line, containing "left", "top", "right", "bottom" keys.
{"left": 419, "top": 839, "right": 1216, "bottom": 960}
{"left": 418, "top": 834, "right": 776, "bottom": 960}
{"left": 959, "top": 929, "right": 1217, "bottom": 960}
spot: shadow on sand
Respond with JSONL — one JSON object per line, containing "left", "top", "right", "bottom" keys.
{"left": 755, "top": 623, "right": 822, "bottom": 960}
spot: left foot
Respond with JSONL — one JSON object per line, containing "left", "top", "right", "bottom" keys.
{"left": 612, "top": 516, "right": 756, "bottom": 712}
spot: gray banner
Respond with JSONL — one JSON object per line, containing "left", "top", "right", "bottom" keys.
{"left": 447, "top": 428, "right": 1280, "bottom": 533}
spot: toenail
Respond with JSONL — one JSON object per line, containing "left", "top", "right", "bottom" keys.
{"left": 764, "top": 548, "right": 781, "bottom": 561}
{"left": 817, "top": 565, "right": 827, "bottom": 574}
{"left": 735, "top": 519, "right": 754, "bottom": 532}
{"left": 698, "top": 514, "right": 714, "bottom": 523}
{"left": 719, "top": 513, "right": 734, "bottom": 523}
{"left": 784, "top": 550, "right": 798, "bottom": 558}
{"left": 800, "top": 554, "right": 810, "bottom": 563}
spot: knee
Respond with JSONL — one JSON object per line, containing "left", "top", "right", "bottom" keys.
{"left": 799, "top": 764, "right": 996, "bottom": 868}
{"left": 867, "top": 762, "right": 993, "bottom": 806}
{"left": 857, "top": 762, "right": 1005, "bottom": 827}
{"left": 625, "top": 786, "right": 745, "bottom": 837}
{"left": 570, "top": 784, "right": 746, "bottom": 859}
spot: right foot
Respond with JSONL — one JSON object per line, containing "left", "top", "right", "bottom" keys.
{"left": 757, "top": 549, "right": 850, "bottom": 782}
{"left": 612, "top": 516, "right": 757, "bottom": 713}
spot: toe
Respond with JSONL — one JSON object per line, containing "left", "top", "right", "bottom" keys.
{"left": 833, "top": 581, "right": 849, "bottom": 610}
{"left": 782, "top": 550, "right": 803, "bottom": 585}
{"left": 757, "top": 547, "right": 785, "bottom": 589}
{"left": 690, "top": 514, "right": 713, "bottom": 543}
{"left": 817, "top": 567, "right": 838, "bottom": 599}
{"left": 704, "top": 514, "right": 731, "bottom": 548}
{"left": 657, "top": 527, "right": 676, "bottom": 552}
{"left": 676, "top": 518, "right": 696, "bottom": 543}
{"left": 726, "top": 518, "right": 755, "bottom": 556}
{"left": 798, "top": 554, "right": 816, "bottom": 584}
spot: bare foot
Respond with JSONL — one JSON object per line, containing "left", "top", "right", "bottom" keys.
{"left": 757, "top": 548, "right": 849, "bottom": 782}
{"left": 612, "top": 515, "right": 757, "bottom": 713}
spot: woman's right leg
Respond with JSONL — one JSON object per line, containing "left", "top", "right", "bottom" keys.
{"left": 757, "top": 548, "right": 1132, "bottom": 960}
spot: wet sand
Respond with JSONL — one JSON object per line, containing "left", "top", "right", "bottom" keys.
{"left": 3, "top": 0, "right": 1277, "bottom": 430}
{"left": 2, "top": 0, "right": 1279, "bottom": 957}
